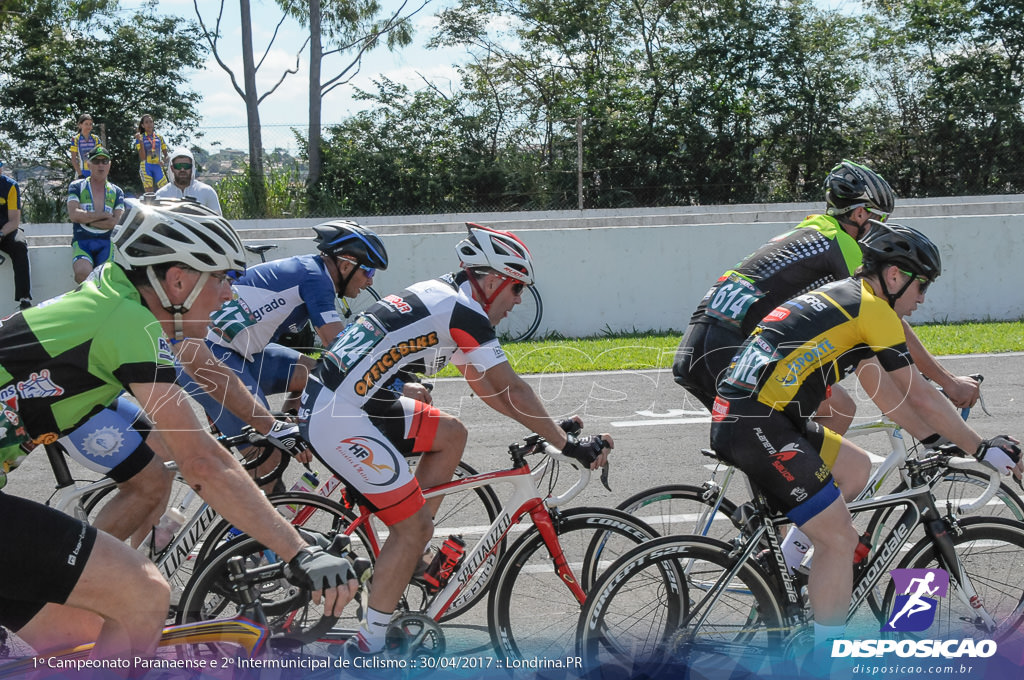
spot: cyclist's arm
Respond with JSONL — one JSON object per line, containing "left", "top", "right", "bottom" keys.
{"left": 1, "top": 205, "right": 19, "bottom": 237}
{"left": 172, "top": 338, "right": 277, "bottom": 435}
{"left": 856, "top": 358, "right": 982, "bottom": 453}
{"left": 129, "top": 379, "right": 308, "bottom": 560}
{"left": 314, "top": 320, "right": 344, "bottom": 347}
{"left": 902, "top": 320, "right": 980, "bottom": 408}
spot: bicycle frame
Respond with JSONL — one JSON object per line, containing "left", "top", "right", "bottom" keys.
{"left": 335, "top": 446, "right": 593, "bottom": 621}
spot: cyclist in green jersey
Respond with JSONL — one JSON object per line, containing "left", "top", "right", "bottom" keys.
{"left": 0, "top": 199, "right": 357, "bottom": 659}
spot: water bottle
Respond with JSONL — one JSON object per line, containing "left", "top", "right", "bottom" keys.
{"left": 422, "top": 535, "right": 466, "bottom": 594}
{"left": 853, "top": 532, "right": 872, "bottom": 565}
{"left": 278, "top": 470, "right": 320, "bottom": 520}
{"left": 145, "top": 507, "right": 186, "bottom": 554}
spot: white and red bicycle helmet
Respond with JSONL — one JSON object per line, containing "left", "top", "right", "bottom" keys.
{"left": 456, "top": 222, "right": 534, "bottom": 285}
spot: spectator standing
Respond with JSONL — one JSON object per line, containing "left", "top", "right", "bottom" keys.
{"left": 133, "top": 114, "right": 169, "bottom": 193}
{"left": 69, "top": 113, "right": 101, "bottom": 179}
{"left": 67, "top": 146, "right": 124, "bottom": 283}
{"left": 0, "top": 161, "right": 31, "bottom": 309}
{"left": 155, "top": 147, "right": 222, "bottom": 214}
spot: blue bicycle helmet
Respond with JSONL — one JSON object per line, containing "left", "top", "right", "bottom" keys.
{"left": 313, "top": 221, "right": 388, "bottom": 270}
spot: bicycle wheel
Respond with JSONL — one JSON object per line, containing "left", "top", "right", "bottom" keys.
{"left": 496, "top": 284, "right": 542, "bottom": 342}
{"left": 177, "top": 535, "right": 337, "bottom": 644}
{"left": 616, "top": 482, "right": 739, "bottom": 541}
{"left": 338, "top": 285, "right": 381, "bottom": 321}
{"left": 576, "top": 535, "right": 785, "bottom": 679}
{"left": 487, "top": 507, "right": 658, "bottom": 660}
{"left": 879, "top": 517, "right": 1024, "bottom": 640}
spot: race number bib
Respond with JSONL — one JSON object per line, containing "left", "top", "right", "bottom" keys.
{"left": 322, "top": 314, "right": 388, "bottom": 377}
{"left": 721, "top": 335, "right": 775, "bottom": 392}
{"left": 705, "top": 271, "right": 765, "bottom": 328}
{"left": 209, "top": 297, "right": 258, "bottom": 343}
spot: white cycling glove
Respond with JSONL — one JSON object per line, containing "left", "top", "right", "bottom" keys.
{"left": 976, "top": 435, "right": 1022, "bottom": 476}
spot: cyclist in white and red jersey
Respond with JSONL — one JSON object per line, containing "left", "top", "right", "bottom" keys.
{"left": 298, "top": 223, "right": 613, "bottom": 658}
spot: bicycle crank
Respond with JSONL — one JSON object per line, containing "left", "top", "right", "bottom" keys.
{"left": 385, "top": 613, "right": 446, "bottom": 660}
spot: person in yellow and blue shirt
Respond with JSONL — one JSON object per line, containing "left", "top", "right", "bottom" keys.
{"left": 133, "top": 113, "right": 169, "bottom": 192}
{"left": 69, "top": 113, "right": 102, "bottom": 179}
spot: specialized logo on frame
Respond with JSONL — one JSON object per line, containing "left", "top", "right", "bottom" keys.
{"left": 883, "top": 568, "right": 949, "bottom": 632}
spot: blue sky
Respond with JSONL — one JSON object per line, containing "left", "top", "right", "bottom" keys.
{"left": 132, "top": 0, "right": 463, "bottom": 150}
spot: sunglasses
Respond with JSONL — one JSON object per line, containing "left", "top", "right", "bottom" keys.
{"left": 339, "top": 257, "right": 375, "bottom": 278}
{"left": 898, "top": 268, "right": 930, "bottom": 293}
{"left": 172, "top": 163, "right": 193, "bottom": 170}
{"left": 492, "top": 272, "right": 525, "bottom": 296}
{"left": 865, "top": 207, "right": 889, "bottom": 223}
{"left": 90, "top": 158, "right": 110, "bottom": 165}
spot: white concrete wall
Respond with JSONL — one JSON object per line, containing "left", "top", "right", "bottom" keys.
{"left": 4, "top": 211, "right": 1023, "bottom": 335}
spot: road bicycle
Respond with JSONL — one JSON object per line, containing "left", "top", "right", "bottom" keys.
{"left": 177, "top": 431, "right": 659, "bottom": 661}
{"left": 576, "top": 448, "right": 1024, "bottom": 677}
{"left": 0, "top": 530, "right": 371, "bottom": 676}
{"left": 496, "top": 284, "right": 543, "bottom": 342}
{"left": 617, "top": 377, "right": 1024, "bottom": 543}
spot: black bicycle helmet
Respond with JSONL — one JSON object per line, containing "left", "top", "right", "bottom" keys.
{"left": 313, "top": 221, "right": 389, "bottom": 270}
{"left": 824, "top": 160, "right": 895, "bottom": 218}
{"left": 860, "top": 221, "right": 942, "bottom": 282}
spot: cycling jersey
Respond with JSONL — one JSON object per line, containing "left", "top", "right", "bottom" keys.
{"left": 297, "top": 271, "right": 506, "bottom": 524}
{"left": 67, "top": 177, "right": 125, "bottom": 237}
{"left": 69, "top": 132, "right": 101, "bottom": 176}
{"left": 135, "top": 133, "right": 167, "bottom": 165}
{"left": 207, "top": 254, "right": 341, "bottom": 360}
{"left": 675, "top": 214, "right": 863, "bottom": 408}
{"left": 709, "top": 277, "right": 913, "bottom": 525}
{"left": 0, "top": 263, "right": 177, "bottom": 467}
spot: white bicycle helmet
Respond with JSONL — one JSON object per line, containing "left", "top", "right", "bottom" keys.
{"left": 112, "top": 197, "right": 247, "bottom": 274}
{"left": 456, "top": 222, "right": 534, "bottom": 285}
{"left": 112, "top": 197, "right": 247, "bottom": 340}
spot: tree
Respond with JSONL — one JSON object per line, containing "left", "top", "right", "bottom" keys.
{"left": 0, "top": 0, "right": 206, "bottom": 192}
{"left": 277, "top": 0, "right": 424, "bottom": 197}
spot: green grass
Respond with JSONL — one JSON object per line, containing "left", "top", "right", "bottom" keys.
{"left": 430, "top": 321, "right": 1024, "bottom": 377}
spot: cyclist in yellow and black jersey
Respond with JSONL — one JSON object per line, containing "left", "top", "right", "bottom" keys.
{"left": 710, "top": 223, "right": 1022, "bottom": 660}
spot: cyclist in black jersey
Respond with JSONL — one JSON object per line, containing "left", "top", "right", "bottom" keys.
{"left": 0, "top": 200, "right": 357, "bottom": 659}
{"left": 709, "top": 223, "right": 1021, "bottom": 660}
{"left": 674, "top": 160, "right": 980, "bottom": 435}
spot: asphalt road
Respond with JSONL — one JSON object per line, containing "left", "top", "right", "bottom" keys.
{"left": 5, "top": 351, "right": 1023, "bottom": 663}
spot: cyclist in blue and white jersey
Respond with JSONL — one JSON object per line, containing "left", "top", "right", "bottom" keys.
{"left": 177, "top": 221, "right": 390, "bottom": 478}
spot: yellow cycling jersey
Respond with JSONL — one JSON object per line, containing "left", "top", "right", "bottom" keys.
{"left": 719, "top": 277, "right": 912, "bottom": 423}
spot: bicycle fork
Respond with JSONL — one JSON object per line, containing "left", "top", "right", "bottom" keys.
{"left": 924, "top": 517, "right": 999, "bottom": 632}
{"left": 530, "top": 505, "right": 588, "bottom": 604}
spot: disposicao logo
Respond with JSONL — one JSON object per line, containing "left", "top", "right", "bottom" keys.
{"left": 884, "top": 568, "right": 948, "bottom": 632}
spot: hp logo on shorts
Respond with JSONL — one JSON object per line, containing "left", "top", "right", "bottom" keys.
{"left": 882, "top": 568, "right": 949, "bottom": 632}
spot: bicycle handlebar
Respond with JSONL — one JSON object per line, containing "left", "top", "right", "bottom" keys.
{"left": 943, "top": 454, "right": 1003, "bottom": 514}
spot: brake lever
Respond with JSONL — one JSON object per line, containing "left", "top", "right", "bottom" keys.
{"left": 600, "top": 461, "right": 611, "bottom": 491}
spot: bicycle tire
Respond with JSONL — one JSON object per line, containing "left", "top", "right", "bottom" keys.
{"left": 879, "top": 517, "right": 1024, "bottom": 640}
{"left": 575, "top": 534, "right": 785, "bottom": 678}
{"left": 487, "top": 507, "right": 658, "bottom": 660}
{"left": 496, "top": 284, "right": 542, "bottom": 342}
{"left": 616, "top": 483, "right": 740, "bottom": 541}
{"left": 177, "top": 534, "right": 338, "bottom": 643}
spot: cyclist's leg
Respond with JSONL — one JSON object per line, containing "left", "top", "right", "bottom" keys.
{"left": 283, "top": 350, "right": 316, "bottom": 413}
{"left": 368, "top": 396, "right": 468, "bottom": 518}
{"left": 301, "top": 385, "right": 430, "bottom": 650}
{"left": 2, "top": 492, "right": 168, "bottom": 657}
{"left": 672, "top": 321, "right": 742, "bottom": 411}
{"left": 70, "top": 238, "right": 95, "bottom": 284}
{"left": 59, "top": 399, "right": 172, "bottom": 542}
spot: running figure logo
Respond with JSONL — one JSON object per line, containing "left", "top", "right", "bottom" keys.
{"left": 883, "top": 568, "right": 949, "bottom": 632}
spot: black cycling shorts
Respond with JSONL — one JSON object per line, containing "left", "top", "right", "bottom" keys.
{"left": 673, "top": 321, "right": 746, "bottom": 412}
{"left": 709, "top": 399, "right": 842, "bottom": 527}
{"left": 0, "top": 492, "right": 97, "bottom": 630}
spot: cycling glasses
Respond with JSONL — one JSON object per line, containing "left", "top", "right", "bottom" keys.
{"left": 493, "top": 272, "right": 525, "bottom": 296}
{"left": 898, "top": 268, "right": 930, "bottom": 294}
{"left": 339, "top": 257, "right": 375, "bottom": 278}
{"left": 865, "top": 206, "right": 889, "bottom": 223}
{"left": 172, "top": 163, "right": 193, "bottom": 170}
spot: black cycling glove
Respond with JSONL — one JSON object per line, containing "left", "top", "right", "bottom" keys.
{"left": 284, "top": 545, "right": 355, "bottom": 591}
{"left": 562, "top": 434, "right": 609, "bottom": 466}
{"left": 265, "top": 420, "right": 310, "bottom": 458}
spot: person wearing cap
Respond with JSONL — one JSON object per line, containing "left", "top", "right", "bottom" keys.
{"left": 67, "top": 145, "right": 124, "bottom": 283}
{"left": 0, "top": 161, "right": 32, "bottom": 309}
{"left": 154, "top": 146, "right": 221, "bottom": 214}
{"left": 69, "top": 114, "right": 102, "bottom": 179}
